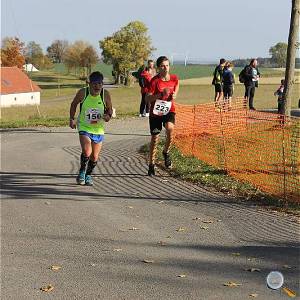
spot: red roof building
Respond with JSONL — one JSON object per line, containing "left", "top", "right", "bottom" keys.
{"left": 1, "top": 67, "right": 41, "bottom": 107}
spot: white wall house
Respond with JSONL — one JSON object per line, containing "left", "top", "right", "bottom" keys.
{"left": 1, "top": 67, "right": 41, "bottom": 107}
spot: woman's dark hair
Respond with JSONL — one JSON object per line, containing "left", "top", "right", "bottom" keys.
{"left": 156, "top": 56, "right": 169, "bottom": 67}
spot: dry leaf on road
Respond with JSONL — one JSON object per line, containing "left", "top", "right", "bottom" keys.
{"left": 199, "top": 226, "right": 209, "bottom": 230}
{"left": 142, "top": 259, "right": 154, "bottom": 263}
{"left": 193, "top": 217, "right": 201, "bottom": 220}
{"left": 202, "top": 220, "right": 214, "bottom": 224}
{"left": 157, "top": 241, "right": 167, "bottom": 246}
{"left": 40, "top": 284, "right": 54, "bottom": 292}
{"left": 129, "top": 227, "right": 139, "bottom": 231}
{"left": 249, "top": 293, "right": 258, "bottom": 298}
{"left": 231, "top": 253, "right": 241, "bottom": 256}
{"left": 178, "top": 274, "right": 186, "bottom": 278}
{"left": 176, "top": 227, "right": 185, "bottom": 232}
{"left": 282, "top": 287, "right": 297, "bottom": 298}
{"left": 50, "top": 265, "right": 61, "bottom": 271}
{"left": 113, "top": 248, "right": 122, "bottom": 252}
{"left": 245, "top": 268, "right": 261, "bottom": 272}
{"left": 223, "top": 281, "right": 242, "bottom": 287}
{"left": 283, "top": 265, "right": 292, "bottom": 269}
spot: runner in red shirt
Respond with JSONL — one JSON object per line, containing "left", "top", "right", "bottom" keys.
{"left": 146, "top": 56, "right": 179, "bottom": 176}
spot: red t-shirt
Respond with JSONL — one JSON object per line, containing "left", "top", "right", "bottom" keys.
{"left": 148, "top": 74, "right": 179, "bottom": 115}
{"left": 140, "top": 70, "right": 153, "bottom": 94}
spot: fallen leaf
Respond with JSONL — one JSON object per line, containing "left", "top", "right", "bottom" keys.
{"left": 231, "top": 253, "right": 241, "bottom": 256}
{"left": 199, "top": 226, "right": 209, "bottom": 230}
{"left": 166, "top": 236, "right": 172, "bottom": 238}
{"left": 193, "top": 217, "right": 201, "bottom": 220}
{"left": 44, "top": 201, "right": 50, "bottom": 205}
{"left": 245, "top": 268, "right": 261, "bottom": 272}
{"left": 282, "top": 287, "right": 297, "bottom": 298}
{"left": 50, "top": 265, "right": 61, "bottom": 271}
{"left": 40, "top": 284, "right": 54, "bottom": 292}
{"left": 217, "top": 219, "right": 222, "bottom": 222}
{"left": 176, "top": 227, "right": 185, "bottom": 232}
{"left": 158, "top": 201, "right": 164, "bottom": 204}
{"left": 247, "top": 257, "right": 258, "bottom": 261}
{"left": 283, "top": 265, "right": 292, "bottom": 269}
{"left": 157, "top": 241, "right": 167, "bottom": 246}
{"left": 249, "top": 293, "right": 258, "bottom": 298}
{"left": 202, "top": 220, "right": 214, "bottom": 224}
{"left": 129, "top": 227, "right": 139, "bottom": 231}
{"left": 126, "top": 206, "right": 133, "bottom": 209}
{"left": 113, "top": 248, "right": 122, "bottom": 252}
{"left": 142, "top": 259, "right": 154, "bottom": 263}
{"left": 178, "top": 274, "right": 186, "bottom": 278}
{"left": 223, "top": 281, "right": 242, "bottom": 287}
{"left": 90, "top": 263, "right": 96, "bottom": 267}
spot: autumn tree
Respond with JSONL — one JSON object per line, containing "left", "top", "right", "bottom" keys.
{"left": 64, "top": 41, "right": 98, "bottom": 78}
{"left": 46, "top": 40, "right": 69, "bottom": 63}
{"left": 99, "top": 21, "right": 155, "bottom": 85}
{"left": 269, "top": 42, "right": 288, "bottom": 67}
{"left": 1, "top": 37, "right": 25, "bottom": 69}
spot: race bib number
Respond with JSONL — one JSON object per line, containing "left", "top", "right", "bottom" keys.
{"left": 85, "top": 108, "right": 102, "bottom": 124}
{"left": 153, "top": 99, "right": 172, "bottom": 116}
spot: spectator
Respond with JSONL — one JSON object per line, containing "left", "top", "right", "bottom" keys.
{"left": 222, "top": 61, "right": 235, "bottom": 109}
{"left": 139, "top": 60, "right": 156, "bottom": 117}
{"left": 243, "top": 59, "right": 260, "bottom": 110}
{"left": 212, "top": 58, "right": 226, "bottom": 106}
{"left": 274, "top": 79, "right": 285, "bottom": 114}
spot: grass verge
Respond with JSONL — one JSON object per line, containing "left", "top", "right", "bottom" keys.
{"left": 140, "top": 142, "right": 300, "bottom": 212}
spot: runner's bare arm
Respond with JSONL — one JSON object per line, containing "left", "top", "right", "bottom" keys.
{"left": 69, "top": 89, "right": 85, "bottom": 129}
{"left": 172, "top": 81, "right": 180, "bottom": 100}
{"left": 103, "top": 89, "right": 113, "bottom": 122}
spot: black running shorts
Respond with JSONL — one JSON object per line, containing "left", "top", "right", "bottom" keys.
{"left": 149, "top": 112, "right": 176, "bottom": 135}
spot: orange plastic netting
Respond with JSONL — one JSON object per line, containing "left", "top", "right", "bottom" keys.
{"left": 174, "top": 98, "right": 300, "bottom": 202}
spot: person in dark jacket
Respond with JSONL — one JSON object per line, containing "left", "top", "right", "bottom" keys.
{"left": 222, "top": 61, "right": 235, "bottom": 109}
{"left": 212, "top": 58, "right": 226, "bottom": 106}
{"left": 244, "top": 59, "right": 260, "bottom": 110}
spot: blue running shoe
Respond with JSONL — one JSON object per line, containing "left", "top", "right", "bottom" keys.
{"left": 76, "top": 170, "right": 86, "bottom": 185}
{"left": 85, "top": 175, "right": 93, "bottom": 186}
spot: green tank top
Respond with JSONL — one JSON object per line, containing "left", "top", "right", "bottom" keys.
{"left": 78, "top": 88, "right": 106, "bottom": 135}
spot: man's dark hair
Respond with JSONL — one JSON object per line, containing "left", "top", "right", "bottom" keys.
{"left": 147, "top": 59, "right": 154, "bottom": 64}
{"left": 220, "top": 58, "right": 226, "bottom": 64}
{"left": 156, "top": 56, "right": 169, "bottom": 67}
{"left": 250, "top": 58, "right": 257, "bottom": 65}
{"left": 89, "top": 71, "right": 104, "bottom": 83}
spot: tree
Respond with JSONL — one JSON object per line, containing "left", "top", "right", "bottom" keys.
{"left": 24, "top": 41, "right": 43, "bottom": 66}
{"left": 1, "top": 37, "right": 25, "bottom": 69}
{"left": 80, "top": 46, "right": 99, "bottom": 76}
{"left": 281, "top": 0, "right": 300, "bottom": 116}
{"left": 269, "top": 42, "right": 288, "bottom": 67}
{"left": 46, "top": 39, "right": 69, "bottom": 63}
{"left": 99, "top": 21, "right": 155, "bottom": 85}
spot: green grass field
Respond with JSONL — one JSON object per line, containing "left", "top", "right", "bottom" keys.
{"left": 1, "top": 64, "right": 299, "bottom": 127}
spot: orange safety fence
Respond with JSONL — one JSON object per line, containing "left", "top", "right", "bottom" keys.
{"left": 174, "top": 98, "right": 300, "bottom": 203}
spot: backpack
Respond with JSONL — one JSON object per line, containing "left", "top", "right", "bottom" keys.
{"left": 239, "top": 66, "right": 248, "bottom": 83}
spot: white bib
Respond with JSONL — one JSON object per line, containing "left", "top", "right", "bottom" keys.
{"left": 85, "top": 108, "right": 102, "bottom": 124}
{"left": 153, "top": 99, "right": 172, "bottom": 116}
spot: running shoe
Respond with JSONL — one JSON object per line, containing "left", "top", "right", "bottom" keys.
{"left": 76, "top": 170, "right": 86, "bottom": 185}
{"left": 85, "top": 175, "right": 93, "bottom": 186}
{"left": 148, "top": 164, "right": 155, "bottom": 176}
{"left": 163, "top": 151, "right": 172, "bottom": 168}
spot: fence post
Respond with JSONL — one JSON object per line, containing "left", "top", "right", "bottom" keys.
{"left": 219, "top": 106, "right": 227, "bottom": 172}
{"left": 191, "top": 105, "right": 196, "bottom": 156}
{"left": 282, "top": 120, "right": 287, "bottom": 201}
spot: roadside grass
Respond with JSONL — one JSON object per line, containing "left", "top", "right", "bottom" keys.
{"left": 140, "top": 142, "right": 300, "bottom": 211}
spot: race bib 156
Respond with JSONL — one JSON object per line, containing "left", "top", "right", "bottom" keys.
{"left": 153, "top": 99, "right": 172, "bottom": 116}
{"left": 85, "top": 108, "right": 102, "bottom": 124}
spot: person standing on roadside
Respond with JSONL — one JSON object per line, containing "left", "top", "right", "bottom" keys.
{"left": 145, "top": 56, "right": 179, "bottom": 176}
{"left": 139, "top": 60, "right": 157, "bottom": 117}
{"left": 243, "top": 58, "right": 260, "bottom": 110}
{"left": 212, "top": 58, "right": 226, "bottom": 106}
{"left": 222, "top": 61, "right": 235, "bottom": 109}
{"left": 69, "top": 71, "right": 113, "bottom": 186}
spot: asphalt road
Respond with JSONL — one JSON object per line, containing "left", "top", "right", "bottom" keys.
{"left": 1, "top": 118, "right": 299, "bottom": 300}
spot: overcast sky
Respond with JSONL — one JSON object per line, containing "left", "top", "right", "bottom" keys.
{"left": 1, "top": 0, "right": 295, "bottom": 62}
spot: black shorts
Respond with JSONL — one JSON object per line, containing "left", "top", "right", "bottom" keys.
{"left": 149, "top": 112, "right": 176, "bottom": 135}
{"left": 214, "top": 83, "right": 223, "bottom": 93}
{"left": 223, "top": 85, "right": 233, "bottom": 98}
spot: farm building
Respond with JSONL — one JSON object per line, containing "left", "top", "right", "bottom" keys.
{"left": 0, "top": 67, "right": 41, "bottom": 107}
{"left": 23, "top": 63, "right": 39, "bottom": 72}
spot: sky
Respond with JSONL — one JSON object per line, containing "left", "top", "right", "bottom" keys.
{"left": 1, "top": 0, "right": 295, "bottom": 63}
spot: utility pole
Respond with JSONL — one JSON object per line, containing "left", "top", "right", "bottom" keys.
{"left": 281, "top": 0, "right": 300, "bottom": 116}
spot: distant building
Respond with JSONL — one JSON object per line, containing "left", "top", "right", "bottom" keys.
{"left": 23, "top": 63, "right": 39, "bottom": 72}
{"left": 0, "top": 67, "right": 41, "bottom": 107}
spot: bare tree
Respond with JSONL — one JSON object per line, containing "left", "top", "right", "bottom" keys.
{"left": 281, "top": 0, "right": 300, "bottom": 116}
